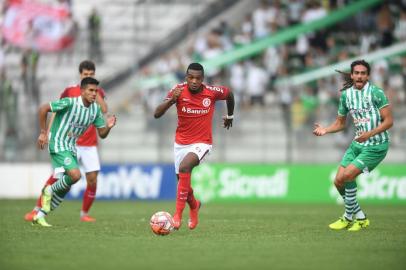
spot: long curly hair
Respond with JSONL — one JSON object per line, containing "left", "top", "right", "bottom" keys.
{"left": 335, "top": 60, "right": 371, "bottom": 91}
{"left": 335, "top": 69, "right": 353, "bottom": 91}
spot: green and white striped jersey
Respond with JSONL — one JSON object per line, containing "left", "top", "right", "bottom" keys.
{"left": 48, "top": 97, "right": 105, "bottom": 153}
{"left": 338, "top": 82, "right": 389, "bottom": 146}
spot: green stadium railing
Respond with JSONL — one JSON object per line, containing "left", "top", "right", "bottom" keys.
{"left": 275, "top": 41, "right": 406, "bottom": 87}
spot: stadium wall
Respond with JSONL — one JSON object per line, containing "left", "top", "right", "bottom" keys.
{"left": 0, "top": 163, "right": 405, "bottom": 204}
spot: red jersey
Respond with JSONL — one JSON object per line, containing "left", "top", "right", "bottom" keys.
{"left": 166, "top": 82, "right": 230, "bottom": 145}
{"left": 60, "top": 84, "right": 106, "bottom": 146}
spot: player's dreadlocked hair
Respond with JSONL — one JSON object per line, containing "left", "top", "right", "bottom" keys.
{"left": 335, "top": 59, "right": 370, "bottom": 91}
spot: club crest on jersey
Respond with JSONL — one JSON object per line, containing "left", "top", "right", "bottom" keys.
{"left": 64, "top": 157, "right": 72, "bottom": 166}
{"left": 202, "top": 98, "right": 211, "bottom": 107}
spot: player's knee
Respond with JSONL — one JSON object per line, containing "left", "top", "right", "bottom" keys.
{"left": 71, "top": 171, "right": 82, "bottom": 182}
{"left": 334, "top": 178, "right": 344, "bottom": 189}
{"left": 342, "top": 171, "right": 355, "bottom": 182}
{"left": 178, "top": 165, "right": 192, "bottom": 173}
{"left": 334, "top": 176, "right": 345, "bottom": 187}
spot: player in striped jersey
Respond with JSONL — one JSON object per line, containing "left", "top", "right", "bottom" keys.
{"left": 313, "top": 60, "right": 393, "bottom": 231}
{"left": 32, "top": 77, "right": 116, "bottom": 227}
{"left": 25, "top": 60, "right": 107, "bottom": 223}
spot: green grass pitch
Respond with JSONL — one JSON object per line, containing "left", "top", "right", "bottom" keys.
{"left": 1, "top": 200, "right": 405, "bottom": 270}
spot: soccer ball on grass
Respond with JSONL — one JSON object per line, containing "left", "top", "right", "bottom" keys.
{"left": 150, "top": 211, "right": 174, "bottom": 236}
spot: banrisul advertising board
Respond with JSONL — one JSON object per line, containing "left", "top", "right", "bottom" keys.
{"left": 192, "top": 164, "right": 406, "bottom": 204}
{"left": 66, "top": 164, "right": 176, "bottom": 200}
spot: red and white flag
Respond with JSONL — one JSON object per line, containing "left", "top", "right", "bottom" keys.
{"left": 1, "top": 0, "right": 74, "bottom": 52}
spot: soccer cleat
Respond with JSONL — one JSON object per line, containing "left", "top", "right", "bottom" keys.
{"left": 32, "top": 216, "right": 52, "bottom": 227}
{"left": 80, "top": 215, "right": 96, "bottom": 222}
{"left": 172, "top": 213, "right": 182, "bottom": 230}
{"left": 348, "top": 218, "right": 370, "bottom": 232}
{"left": 24, "top": 210, "right": 38, "bottom": 222}
{"left": 188, "top": 200, "right": 201, "bottom": 230}
{"left": 328, "top": 217, "right": 352, "bottom": 230}
{"left": 41, "top": 185, "right": 53, "bottom": 213}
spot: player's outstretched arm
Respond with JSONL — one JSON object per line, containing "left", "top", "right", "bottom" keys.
{"left": 313, "top": 115, "right": 346, "bottom": 136}
{"left": 154, "top": 87, "right": 182, "bottom": 118}
{"left": 97, "top": 115, "right": 117, "bottom": 139}
{"left": 222, "top": 91, "right": 235, "bottom": 130}
{"left": 37, "top": 103, "right": 52, "bottom": 149}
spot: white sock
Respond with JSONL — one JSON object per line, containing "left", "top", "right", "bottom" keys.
{"left": 355, "top": 210, "right": 366, "bottom": 220}
{"left": 36, "top": 211, "right": 46, "bottom": 219}
{"left": 343, "top": 212, "right": 352, "bottom": 221}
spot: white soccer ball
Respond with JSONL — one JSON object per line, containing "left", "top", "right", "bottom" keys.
{"left": 150, "top": 211, "right": 174, "bottom": 236}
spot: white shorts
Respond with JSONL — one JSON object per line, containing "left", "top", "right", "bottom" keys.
{"left": 174, "top": 143, "right": 212, "bottom": 174}
{"left": 76, "top": 146, "right": 101, "bottom": 173}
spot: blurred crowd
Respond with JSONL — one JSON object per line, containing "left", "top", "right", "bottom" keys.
{"left": 0, "top": 0, "right": 103, "bottom": 161}
{"left": 140, "top": 0, "right": 406, "bottom": 147}
{"left": 1, "top": 0, "right": 406, "bottom": 161}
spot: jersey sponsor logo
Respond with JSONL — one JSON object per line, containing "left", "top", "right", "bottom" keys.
{"left": 70, "top": 122, "right": 87, "bottom": 129}
{"left": 67, "top": 130, "right": 82, "bottom": 138}
{"left": 353, "top": 117, "right": 371, "bottom": 124}
{"left": 202, "top": 98, "right": 211, "bottom": 107}
{"left": 350, "top": 107, "right": 372, "bottom": 114}
{"left": 206, "top": 85, "right": 224, "bottom": 93}
{"left": 181, "top": 106, "right": 210, "bottom": 115}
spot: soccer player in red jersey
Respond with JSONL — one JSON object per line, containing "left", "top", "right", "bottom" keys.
{"left": 154, "top": 63, "right": 235, "bottom": 230}
{"left": 24, "top": 60, "right": 107, "bottom": 222}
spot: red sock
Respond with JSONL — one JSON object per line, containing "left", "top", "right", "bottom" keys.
{"left": 187, "top": 187, "right": 197, "bottom": 209}
{"left": 175, "top": 173, "right": 191, "bottom": 218}
{"left": 35, "top": 174, "right": 58, "bottom": 208}
{"left": 82, "top": 184, "right": 97, "bottom": 213}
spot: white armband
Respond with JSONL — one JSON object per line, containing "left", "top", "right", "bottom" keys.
{"left": 226, "top": 115, "right": 234, "bottom": 120}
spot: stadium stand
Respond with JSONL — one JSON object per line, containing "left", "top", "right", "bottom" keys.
{"left": 1, "top": 0, "right": 405, "bottom": 164}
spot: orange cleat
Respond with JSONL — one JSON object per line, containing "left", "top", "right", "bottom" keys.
{"left": 24, "top": 210, "right": 38, "bottom": 222}
{"left": 172, "top": 213, "right": 182, "bottom": 230}
{"left": 80, "top": 215, "right": 96, "bottom": 222}
{"left": 188, "top": 200, "right": 201, "bottom": 230}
